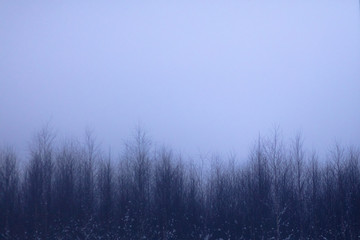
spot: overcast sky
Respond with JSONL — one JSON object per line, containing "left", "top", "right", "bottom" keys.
{"left": 1, "top": 0, "right": 360, "bottom": 161}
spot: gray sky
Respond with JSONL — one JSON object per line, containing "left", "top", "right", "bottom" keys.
{"left": 1, "top": 0, "right": 360, "bottom": 161}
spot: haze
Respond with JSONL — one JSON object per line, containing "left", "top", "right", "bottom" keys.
{"left": 1, "top": 0, "right": 360, "bottom": 160}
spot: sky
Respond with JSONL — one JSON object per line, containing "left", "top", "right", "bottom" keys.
{"left": 1, "top": 0, "right": 360, "bottom": 161}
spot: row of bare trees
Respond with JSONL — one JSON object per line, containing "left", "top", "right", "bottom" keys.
{"left": 0, "top": 127, "right": 359, "bottom": 239}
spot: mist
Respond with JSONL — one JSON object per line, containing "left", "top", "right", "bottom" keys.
{"left": 1, "top": 0, "right": 360, "bottom": 161}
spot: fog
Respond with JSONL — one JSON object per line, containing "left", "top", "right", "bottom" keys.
{"left": 1, "top": 0, "right": 360, "bottom": 160}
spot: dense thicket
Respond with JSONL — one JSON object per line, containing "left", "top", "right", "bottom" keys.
{"left": 0, "top": 127, "right": 359, "bottom": 239}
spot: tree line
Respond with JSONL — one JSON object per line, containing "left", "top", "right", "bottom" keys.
{"left": 0, "top": 127, "right": 359, "bottom": 239}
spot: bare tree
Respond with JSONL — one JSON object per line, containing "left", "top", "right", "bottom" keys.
{"left": 97, "top": 155, "right": 113, "bottom": 226}
{"left": 306, "top": 150, "right": 320, "bottom": 237}
{"left": 123, "top": 127, "right": 152, "bottom": 236}
{"left": 184, "top": 160, "right": 204, "bottom": 238}
{"left": 247, "top": 135, "right": 271, "bottom": 238}
{"left": 23, "top": 126, "right": 55, "bottom": 237}
{"left": 53, "top": 139, "right": 80, "bottom": 224}
{"left": 78, "top": 129, "right": 98, "bottom": 220}
{"left": 263, "top": 127, "right": 289, "bottom": 240}
{"left": 154, "top": 148, "right": 175, "bottom": 239}
{"left": 331, "top": 143, "right": 346, "bottom": 235}
{"left": 0, "top": 147, "right": 19, "bottom": 235}
{"left": 291, "top": 133, "right": 306, "bottom": 239}
{"left": 153, "top": 148, "right": 186, "bottom": 239}
{"left": 116, "top": 152, "right": 133, "bottom": 235}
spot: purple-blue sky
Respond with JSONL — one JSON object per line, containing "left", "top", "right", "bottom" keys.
{"left": 1, "top": 0, "right": 360, "bottom": 160}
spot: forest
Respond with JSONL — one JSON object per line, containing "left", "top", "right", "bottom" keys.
{"left": 0, "top": 127, "right": 359, "bottom": 240}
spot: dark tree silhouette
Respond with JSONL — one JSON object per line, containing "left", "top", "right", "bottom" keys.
{"left": 23, "top": 126, "right": 55, "bottom": 238}
{"left": 1, "top": 126, "right": 360, "bottom": 239}
{"left": 0, "top": 147, "right": 19, "bottom": 236}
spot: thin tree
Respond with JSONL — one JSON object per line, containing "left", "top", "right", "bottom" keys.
{"left": 0, "top": 147, "right": 19, "bottom": 235}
